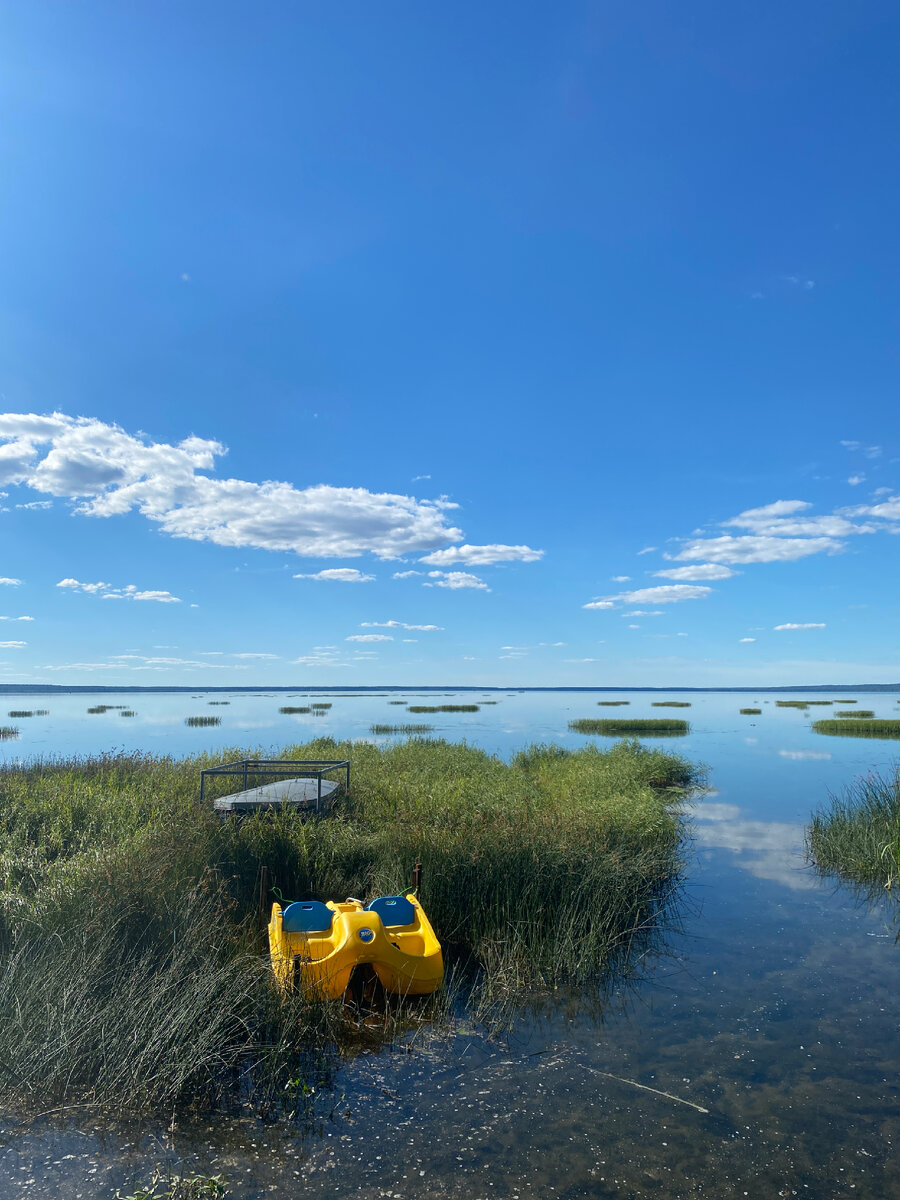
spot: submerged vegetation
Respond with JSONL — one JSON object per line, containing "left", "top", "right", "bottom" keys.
{"left": 808, "top": 769, "right": 900, "bottom": 890}
{"left": 570, "top": 718, "right": 689, "bottom": 736}
{"left": 812, "top": 719, "right": 900, "bottom": 739}
{"left": 0, "top": 737, "right": 698, "bottom": 1113}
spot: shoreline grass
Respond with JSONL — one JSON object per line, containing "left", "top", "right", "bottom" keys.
{"left": 808, "top": 770, "right": 900, "bottom": 890}
{"left": 811, "top": 719, "right": 900, "bottom": 739}
{"left": 0, "top": 737, "right": 699, "bottom": 1114}
{"left": 569, "top": 718, "right": 689, "bottom": 736}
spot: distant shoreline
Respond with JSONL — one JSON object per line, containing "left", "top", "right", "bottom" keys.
{"left": 1, "top": 683, "right": 898, "bottom": 695}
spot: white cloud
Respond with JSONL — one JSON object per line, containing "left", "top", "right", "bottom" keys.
{"left": 419, "top": 543, "right": 543, "bottom": 566}
{"left": 670, "top": 535, "right": 844, "bottom": 564}
{"left": 56, "top": 578, "right": 180, "bottom": 602}
{"left": 721, "top": 501, "right": 870, "bottom": 539}
{"left": 411, "top": 474, "right": 431, "bottom": 482}
{"left": 0, "top": 412, "right": 465, "bottom": 560}
{"left": 346, "top": 634, "right": 393, "bottom": 643}
{"left": 585, "top": 584, "right": 713, "bottom": 609}
{"left": 232, "top": 652, "right": 279, "bottom": 659}
{"left": 627, "top": 624, "right": 640, "bottom": 629}
{"left": 424, "top": 571, "right": 490, "bottom": 591}
{"left": 0, "top": 615, "right": 33, "bottom": 621}
{"left": 848, "top": 475, "right": 865, "bottom": 486}
{"left": 611, "top": 575, "right": 631, "bottom": 582}
{"left": 563, "top": 657, "right": 602, "bottom": 662}
{"left": 739, "top": 637, "right": 756, "bottom": 643}
{"left": 393, "top": 570, "right": 422, "bottom": 579}
{"left": 773, "top": 623, "right": 826, "bottom": 631}
{"left": 0, "top": 640, "right": 26, "bottom": 648}
{"left": 0, "top": 577, "right": 22, "bottom": 586}
{"left": 653, "top": 563, "right": 737, "bottom": 581}
{"left": 360, "top": 620, "right": 442, "bottom": 631}
{"left": 293, "top": 568, "right": 375, "bottom": 583}
{"left": 622, "top": 610, "right": 663, "bottom": 617}
{"left": 636, "top": 547, "right": 657, "bottom": 555}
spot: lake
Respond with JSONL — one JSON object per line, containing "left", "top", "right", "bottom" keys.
{"left": 2, "top": 688, "right": 899, "bottom": 1198}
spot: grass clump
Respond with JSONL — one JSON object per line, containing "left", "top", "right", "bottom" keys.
{"left": 116, "top": 1171, "right": 228, "bottom": 1199}
{"left": 0, "top": 737, "right": 698, "bottom": 1114}
{"left": 808, "top": 770, "right": 900, "bottom": 889}
{"left": 121, "top": 710, "right": 137, "bottom": 718}
{"left": 279, "top": 706, "right": 311, "bottom": 715}
{"left": 7, "top": 710, "right": 34, "bottom": 718}
{"left": 0, "top": 726, "right": 18, "bottom": 740}
{"left": 812, "top": 719, "right": 900, "bottom": 739}
{"left": 185, "top": 716, "right": 221, "bottom": 728}
{"left": 740, "top": 708, "right": 762, "bottom": 715}
{"left": 87, "top": 705, "right": 113, "bottom": 714}
{"left": 388, "top": 700, "right": 406, "bottom": 705}
{"left": 776, "top": 700, "right": 810, "bottom": 709}
{"left": 598, "top": 701, "right": 630, "bottom": 706}
{"left": 370, "top": 724, "right": 435, "bottom": 735}
{"left": 408, "top": 704, "right": 480, "bottom": 714}
{"left": 208, "top": 701, "right": 230, "bottom": 706}
{"left": 835, "top": 709, "right": 875, "bottom": 718}
{"left": 570, "top": 718, "right": 689, "bottom": 736}
{"left": 651, "top": 701, "right": 691, "bottom": 707}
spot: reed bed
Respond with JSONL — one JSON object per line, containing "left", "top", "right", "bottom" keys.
{"left": 0, "top": 726, "right": 18, "bottom": 740}
{"left": 208, "top": 701, "right": 230, "bottom": 706}
{"left": 369, "top": 724, "right": 435, "bottom": 734}
{"left": 185, "top": 716, "right": 221, "bottom": 728}
{"left": 388, "top": 700, "right": 406, "bottom": 705}
{"left": 311, "top": 703, "right": 332, "bottom": 711}
{"left": 8, "top": 710, "right": 34, "bottom": 718}
{"left": 835, "top": 710, "right": 875, "bottom": 718}
{"left": 87, "top": 705, "right": 114, "bottom": 714}
{"left": 651, "top": 701, "right": 691, "bottom": 708}
{"left": 808, "top": 769, "right": 900, "bottom": 890}
{"left": 811, "top": 719, "right": 900, "bottom": 739}
{"left": 740, "top": 708, "right": 762, "bottom": 715}
{"left": 279, "top": 706, "right": 311, "bottom": 715}
{"left": 0, "top": 737, "right": 698, "bottom": 1113}
{"left": 570, "top": 718, "right": 689, "bottom": 736}
{"left": 407, "top": 704, "right": 480, "bottom": 713}
{"left": 776, "top": 701, "right": 810, "bottom": 709}
{"left": 597, "top": 701, "right": 630, "bottom": 706}
{"left": 121, "top": 710, "right": 137, "bottom": 718}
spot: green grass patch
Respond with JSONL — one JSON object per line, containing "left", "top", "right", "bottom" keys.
{"left": 836, "top": 699, "right": 857, "bottom": 703}
{"left": 7, "top": 710, "right": 34, "bottom": 718}
{"left": 208, "top": 701, "right": 230, "bottom": 706}
{"left": 407, "top": 704, "right": 480, "bottom": 713}
{"left": 569, "top": 719, "right": 689, "bottom": 736}
{"left": 388, "top": 700, "right": 406, "bottom": 705}
{"left": 185, "top": 716, "right": 221, "bottom": 728}
{"left": 740, "top": 708, "right": 762, "bottom": 715}
{"left": 835, "top": 710, "right": 875, "bottom": 718}
{"left": 812, "top": 719, "right": 900, "bottom": 739}
{"left": 651, "top": 701, "right": 691, "bottom": 708}
{"left": 808, "top": 769, "right": 900, "bottom": 890}
{"left": 597, "top": 701, "right": 630, "bottom": 706}
{"left": 0, "top": 737, "right": 698, "bottom": 1114}
{"left": 776, "top": 700, "right": 810, "bottom": 709}
{"left": 279, "top": 706, "right": 311, "bottom": 715}
{"left": 311, "top": 703, "right": 332, "bottom": 711}
{"left": 369, "top": 724, "right": 435, "bottom": 735}
{"left": 87, "top": 705, "right": 113, "bottom": 714}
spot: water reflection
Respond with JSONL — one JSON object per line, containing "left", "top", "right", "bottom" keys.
{"left": 693, "top": 800, "right": 814, "bottom": 890}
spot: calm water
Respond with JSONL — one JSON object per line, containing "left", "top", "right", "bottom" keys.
{"left": 2, "top": 689, "right": 900, "bottom": 1198}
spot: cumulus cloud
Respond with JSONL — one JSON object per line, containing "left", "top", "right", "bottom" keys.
{"left": 293, "top": 568, "right": 374, "bottom": 583}
{"left": 0, "top": 615, "right": 33, "bottom": 621}
{"left": 424, "top": 571, "right": 490, "bottom": 591}
{"left": 56, "top": 578, "right": 181, "bottom": 602}
{"left": 722, "top": 500, "right": 871, "bottom": 539}
{"left": 0, "top": 577, "right": 22, "bottom": 586}
{"left": 611, "top": 575, "right": 631, "bottom": 582}
{"left": 636, "top": 547, "right": 657, "bottom": 555}
{"left": 670, "top": 535, "right": 844, "bottom": 564}
{"left": 0, "top": 412, "right": 466, "bottom": 560}
{"left": 653, "top": 563, "right": 737, "bottom": 581}
{"left": 739, "top": 637, "right": 756, "bottom": 643}
{"left": 773, "top": 623, "right": 826, "bottom": 631}
{"left": 345, "top": 634, "right": 393, "bottom": 643}
{"left": 392, "top": 570, "right": 422, "bottom": 579}
{"left": 360, "top": 620, "right": 442, "bottom": 631}
{"left": 0, "top": 640, "right": 26, "bottom": 648}
{"left": 419, "top": 543, "right": 543, "bottom": 566}
{"left": 584, "top": 584, "right": 713, "bottom": 609}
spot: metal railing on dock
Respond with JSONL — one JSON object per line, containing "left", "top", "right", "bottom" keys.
{"left": 200, "top": 758, "right": 350, "bottom": 815}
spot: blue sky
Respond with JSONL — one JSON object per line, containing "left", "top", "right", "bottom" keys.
{"left": 0, "top": 1, "right": 897, "bottom": 687}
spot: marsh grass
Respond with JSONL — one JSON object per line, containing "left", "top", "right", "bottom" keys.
{"left": 835, "top": 710, "right": 875, "bottom": 718}
{"left": 311, "top": 703, "right": 332, "bottom": 711}
{"left": 836, "top": 699, "right": 858, "bottom": 703}
{"left": 652, "top": 701, "right": 691, "bottom": 707}
{"left": 208, "top": 701, "right": 230, "bottom": 706}
{"left": 740, "top": 708, "right": 762, "bottom": 715}
{"left": 812, "top": 719, "right": 900, "bottom": 739}
{"left": 87, "top": 705, "right": 114, "bottom": 714}
{"left": 8, "top": 711, "right": 34, "bottom": 718}
{"left": 0, "top": 726, "right": 18, "bottom": 740}
{"left": 0, "top": 737, "right": 697, "bottom": 1113}
{"left": 279, "top": 707, "right": 311, "bottom": 715}
{"left": 597, "top": 701, "right": 630, "bottom": 706}
{"left": 569, "top": 718, "right": 689, "bottom": 736}
{"left": 388, "top": 700, "right": 406, "bottom": 705}
{"left": 776, "top": 701, "right": 810, "bottom": 709}
{"left": 185, "top": 716, "right": 221, "bottom": 728}
{"left": 407, "top": 704, "right": 480, "bottom": 713}
{"left": 121, "top": 710, "right": 137, "bottom": 717}
{"left": 808, "top": 770, "right": 900, "bottom": 890}
{"left": 369, "top": 724, "right": 435, "bottom": 734}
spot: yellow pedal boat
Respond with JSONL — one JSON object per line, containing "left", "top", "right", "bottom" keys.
{"left": 268, "top": 893, "right": 443, "bottom": 999}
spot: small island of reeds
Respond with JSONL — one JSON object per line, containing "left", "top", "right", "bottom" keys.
{"left": 569, "top": 718, "right": 689, "bottom": 736}
{"left": 185, "top": 715, "right": 221, "bottom": 727}
{"left": 279, "top": 706, "right": 311, "bottom": 714}
{"left": 835, "top": 709, "right": 875, "bottom": 718}
{"left": 408, "top": 704, "right": 480, "bottom": 713}
{"left": 776, "top": 700, "right": 810, "bottom": 709}
{"left": 811, "top": 719, "right": 900, "bottom": 740}
{"left": 0, "top": 736, "right": 699, "bottom": 1115}
{"left": 651, "top": 701, "right": 691, "bottom": 707}
{"left": 597, "top": 701, "right": 630, "bottom": 706}
{"left": 740, "top": 708, "right": 762, "bottom": 715}
{"left": 808, "top": 769, "right": 900, "bottom": 889}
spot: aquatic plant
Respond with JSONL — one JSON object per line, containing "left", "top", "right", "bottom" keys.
{"left": 740, "top": 708, "right": 762, "bottom": 715}
{"left": 208, "top": 701, "right": 231, "bottom": 706}
{"left": 569, "top": 718, "right": 689, "bottom": 736}
{"left": 835, "top": 710, "right": 875, "bottom": 718}
{"left": 116, "top": 1171, "right": 228, "bottom": 1199}
{"left": 121, "top": 710, "right": 137, "bottom": 717}
{"left": 597, "top": 701, "right": 630, "bottom": 706}
{"left": 0, "top": 737, "right": 698, "bottom": 1112}
{"left": 185, "top": 716, "right": 222, "bottom": 728}
{"left": 776, "top": 701, "right": 810, "bottom": 709}
{"left": 407, "top": 704, "right": 480, "bottom": 713}
{"left": 808, "top": 769, "right": 900, "bottom": 890}
{"left": 311, "top": 703, "right": 332, "bottom": 711}
{"left": 87, "top": 705, "right": 113, "bottom": 714}
{"left": 279, "top": 706, "right": 311, "bottom": 714}
{"left": 388, "top": 700, "right": 406, "bottom": 705}
{"left": 811, "top": 719, "right": 900, "bottom": 739}
{"left": 369, "top": 724, "right": 435, "bottom": 734}
{"left": 7, "top": 710, "right": 34, "bottom": 718}
{"left": 0, "top": 726, "right": 18, "bottom": 740}
{"left": 651, "top": 701, "right": 691, "bottom": 707}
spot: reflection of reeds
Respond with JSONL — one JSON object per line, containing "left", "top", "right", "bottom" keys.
{"left": 812, "top": 719, "right": 900, "bottom": 739}
{"left": 279, "top": 707, "right": 311, "bottom": 714}
{"left": 185, "top": 716, "right": 221, "bottom": 727}
{"left": 369, "top": 724, "right": 435, "bottom": 734}
{"left": 0, "top": 737, "right": 698, "bottom": 1113}
{"left": 570, "top": 719, "right": 689, "bottom": 736}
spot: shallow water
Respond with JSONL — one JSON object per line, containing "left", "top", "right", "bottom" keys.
{"left": 2, "top": 688, "right": 900, "bottom": 1198}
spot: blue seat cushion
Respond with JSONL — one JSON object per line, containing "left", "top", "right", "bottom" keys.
{"left": 282, "top": 900, "right": 334, "bottom": 934}
{"left": 365, "top": 895, "right": 416, "bottom": 928}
